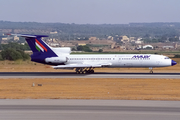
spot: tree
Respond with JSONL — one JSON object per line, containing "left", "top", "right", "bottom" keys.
{"left": 169, "top": 38, "right": 179, "bottom": 42}
{"left": 98, "top": 49, "right": 103, "bottom": 52}
{"left": 174, "top": 55, "right": 180, "bottom": 58}
{"left": 71, "top": 47, "right": 76, "bottom": 51}
{"left": 77, "top": 45, "right": 92, "bottom": 52}
{"left": 0, "top": 42, "right": 30, "bottom": 51}
{"left": 16, "top": 50, "right": 30, "bottom": 60}
{"left": 1, "top": 49, "right": 22, "bottom": 60}
{"left": 0, "top": 48, "right": 30, "bottom": 61}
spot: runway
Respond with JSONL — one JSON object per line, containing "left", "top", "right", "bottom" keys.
{"left": 0, "top": 99, "right": 180, "bottom": 120}
{"left": 0, "top": 72, "right": 180, "bottom": 78}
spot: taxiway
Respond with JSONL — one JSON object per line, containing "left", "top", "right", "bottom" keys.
{"left": 0, "top": 99, "right": 180, "bottom": 120}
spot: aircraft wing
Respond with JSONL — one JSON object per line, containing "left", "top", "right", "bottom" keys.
{"left": 52, "top": 63, "right": 112, "bottom": 69}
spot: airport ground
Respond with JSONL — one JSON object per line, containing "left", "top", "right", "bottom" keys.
{"left": 0, "top": 58, "right": 179, "bottom": 100}
{"left": 1, "top": 99, "right": 180, "bottom": 120}
{"left": 1, "top": 78, "right": 180, "bottom": 100}
{"left": 1, "top": 57, "right": 180, "bottom": 120}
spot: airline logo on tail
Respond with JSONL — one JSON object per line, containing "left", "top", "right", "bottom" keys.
{"left": 35, "top": 39, "right": 47, "bottom": 52}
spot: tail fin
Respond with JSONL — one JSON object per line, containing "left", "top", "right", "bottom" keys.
{"left": 25, "top": 35, "right": 51, "bottom": 53}
{"left": 8, "top": 34, "right": 58, "bottom": 63}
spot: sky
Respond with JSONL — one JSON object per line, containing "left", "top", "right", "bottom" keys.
{"left": 0, "top": 0, "right": 180, "bottom": 24}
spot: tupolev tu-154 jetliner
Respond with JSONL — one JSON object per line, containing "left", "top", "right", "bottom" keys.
{"left": 8, "top": 34, "right": 177, "bottom": 74}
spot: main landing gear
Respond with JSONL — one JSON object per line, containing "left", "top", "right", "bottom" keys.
{"left": 149, "top": 67, "right": 153, "bottom": 73}
{"left": 75, "top": 68, "right": 94, "bottom": 74}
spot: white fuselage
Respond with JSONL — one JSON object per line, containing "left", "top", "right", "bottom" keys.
{"left": 64, "top": 54, "right": 172, "bottom": 68}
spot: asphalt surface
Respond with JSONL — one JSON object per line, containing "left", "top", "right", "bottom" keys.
{"left": 0, "top": 99, "right": 180, "bottom": 120}
{"left": 0, "top": 72, "right": 180, "bottom": 78}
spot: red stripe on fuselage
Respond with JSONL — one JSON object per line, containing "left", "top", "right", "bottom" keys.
{"left": 35, "top": 39, "right": 47, "bottom": 52}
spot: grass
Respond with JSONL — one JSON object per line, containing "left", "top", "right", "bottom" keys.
{"left": 0, "top": 78, "right": 180, "bottom": 100}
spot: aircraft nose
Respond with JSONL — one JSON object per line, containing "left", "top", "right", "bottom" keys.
{"left": 171, "top": 60, "right": 177, "bottom": 66}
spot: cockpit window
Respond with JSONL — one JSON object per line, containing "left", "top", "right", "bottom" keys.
{"left": 165, "top": 57, "right": 170, "bottom": 59}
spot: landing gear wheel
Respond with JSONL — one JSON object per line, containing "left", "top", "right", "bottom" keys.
{"left": 84, "top": 70, "right": 87, "bottom": 74}
{"left": 75, "top": 68, "right": 95, "bottom": 74}
{"left": 150, "top": 70, "right": 153, "bottom": 74}
{"left": 89, "top": 70, "right": 94, "bottom": 74}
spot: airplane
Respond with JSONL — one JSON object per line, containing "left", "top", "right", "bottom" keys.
{"left": 8, "top": 34, "right": 177, "bottom": 74}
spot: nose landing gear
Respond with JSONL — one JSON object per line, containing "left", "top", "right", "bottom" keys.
{"left": 149, "top": 67, "right": 153, "bottom": 73}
